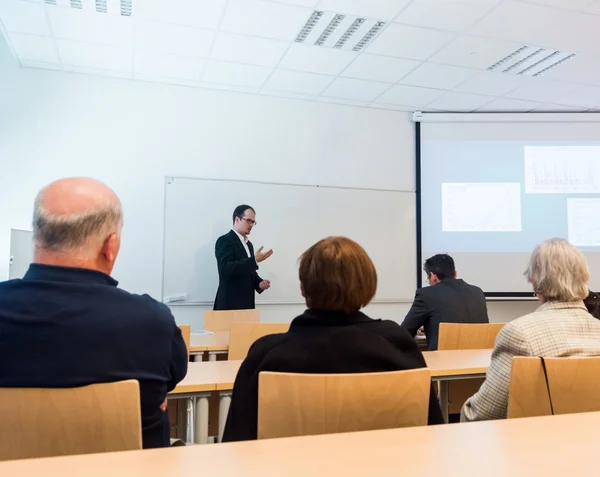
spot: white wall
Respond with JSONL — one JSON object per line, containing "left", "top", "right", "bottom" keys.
{"left": 0, "top": 37, "right": 537, "bottom": 330}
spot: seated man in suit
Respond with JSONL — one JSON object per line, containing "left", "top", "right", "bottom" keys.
{"left": 0, "top": 177, "right": 188, "bottom": 449}
{"left": 401, "top": 254, "right": 488, "bottom": 350}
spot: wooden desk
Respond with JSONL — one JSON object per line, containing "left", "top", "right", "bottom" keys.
{"left": 169, "top": 349, "right": 492, "bottom": 444}
{"left": 189, "top": 332, "right": 229, "bottom": 360}
{"left": 2, "top": 412, "right": 598, "bottom": 476}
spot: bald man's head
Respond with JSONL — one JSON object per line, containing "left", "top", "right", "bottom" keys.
{"left": 33, "top": 178, "right": 123, "bottom": 270}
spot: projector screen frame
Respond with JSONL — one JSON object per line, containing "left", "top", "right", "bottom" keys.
{"left": 412, "top": 112, "right": 600, "bottom": 299}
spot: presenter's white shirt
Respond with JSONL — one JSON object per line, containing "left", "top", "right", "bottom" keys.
{"left": 233, "top": 229, "right": 251, "bottom": 258}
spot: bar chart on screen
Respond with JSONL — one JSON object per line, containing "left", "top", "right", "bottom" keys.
{"left": 525, "top": 146, "right": 600, "bottom": 194}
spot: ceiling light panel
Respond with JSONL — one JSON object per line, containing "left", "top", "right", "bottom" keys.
{"left": 488, "top": 46, "right": 577, "bottom": 77}
{"left": 45, "top": 0, "right": 132, "bottom": 15}
{"left": 294, "top": 10, "right": 385, "bottom": 51}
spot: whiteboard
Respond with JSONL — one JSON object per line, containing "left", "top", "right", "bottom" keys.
{"left": 162, "top": 177, "right": 416, "bottom": 305}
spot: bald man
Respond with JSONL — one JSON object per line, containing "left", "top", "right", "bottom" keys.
{"left": 0, "top": 178, "right": 188, "bottom": 449}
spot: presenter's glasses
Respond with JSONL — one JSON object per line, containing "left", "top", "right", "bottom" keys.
{"left": 242, "top": 218, "right": 257, "bottom": 226}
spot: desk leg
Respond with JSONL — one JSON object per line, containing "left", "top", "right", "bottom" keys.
{"left": 186, "top": 397, "right": 195, "bottom": 444}
{"left": 208, "top": 352, "right": 217, "bottom": 362}
{"left": 218, "top": 392, "right": 232, "bottom": 443}
{"left": 194, "top": 393, "right": 210, "bottom": 444}
{"left": 192, "top": 353, "right": 203, "bottom": 362}
{"left": 439, "top": 380, "right": 449, "bottom": 423}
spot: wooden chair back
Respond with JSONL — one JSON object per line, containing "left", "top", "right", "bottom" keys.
{"left": 0, "top": 380, "right": 142, "bottom": 461}
{"left": 544, "top": 357, "right": 600, "bottom": 415}
{"left": 257, "top": 369, "right": 431, "bottom": 440}
{"left": 507, "top": 357, "right": 552, "bottom": 419}
{"left": 178, "top": 324, "right": 191, "bottom": 356}
{"left": 228, "top": 322, "right": 290, "bottom": 360}
{"left": 438, "top": 322, "right": 505, "bottom": 414}
{"left": 204, "top": 309, "right": 260, "bottom": 332}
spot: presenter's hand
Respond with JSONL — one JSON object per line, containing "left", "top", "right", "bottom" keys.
{"left": 255, "top": 246, "right": 273, "bottom": 263}
{"left": 160, "top": 399, "right": 168, "bottom": 412}
{"left": 259, "top": 280, "right": 271, "bottom": 291}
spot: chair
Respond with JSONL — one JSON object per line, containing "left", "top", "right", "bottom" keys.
{"left": 178, "top": 324, "right": 191, "bottom": 356}
{"left": 257, "top": 369, "right": 431, "bottom": 440}
{"left": 228, "top": 322, "right": 290, "bottom": 360}
{"left": 203, "top": 309, "right": 260, "bottom": 332}
{"left": 543, "top": 357, "right": 600, "bottom": 415}
{"left": 0, "top": 380, "right": 142, "bottom": 461}
{"left": 438, "top": 322, "right": 505, "bottom": 414}
{"left": 507, "top": 357, "right": 552, "bottom": 419}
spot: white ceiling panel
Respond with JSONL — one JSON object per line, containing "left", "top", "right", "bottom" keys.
{"left": 7, "top": 32, "right": 59, "bottom": 64}
{"left": 134, "top": 74, "right": 197, "bottom": 87}
{"left": 19, "top": 59, "right": 62, "bottom": 71}
{"left": 370, "top": 103, "right": 415, "bottom": 111}
{"left": 454, "top": 71, "right": 526, "bottom": 96}
{"left": 553, "top": 86, "right": 600, "bottom": 108}
{"left": 478, "top": 98, "right": 542, "bottom": 112}
{"left": 395, "top": 0, "right": 501, "bottom": 32}
{"left": 321, "top": 77, "right": 390, "bottom": 101}
{"left": 425, "top": 91, "right": 494, "bottom": 112}
{"left": 278, "top": 43, "right": 356, "bottom": 75}
{"left": 430, "top": 35, "right": 523, "bottom": 69}
{"left": 262, "top": 69, "right": 333, "bottom": 95}
{"left": 543, "top": 54, "right": 600, "bottom": 84}
{"left": 316, "top": 97, "right": 370, "bottom": 107}
{"left": 317, "top": 0, "right": 412, "bottom": 21}
{"left": 0, "top": 0, "right": 51, "bottom": 35}
{"left": 272, "top": 0, "right": 320, "bottom": 7}
{"left": 524, "top": 0, "right": 592, "bottom": 10}
{"left": 65, "top": 65, "right": 132, "bottom": 79}
{"left": 201, "top": 60, "right": 273, "bottom": 88}
{"left": 135, "top": 20, "right": 214, "bottom": 58}
{"left": 136, "top": 0, "right": 228, "bottom": 30}
{"left": 48, "top": 6, "right": 133, "bottom": 47}
{"left": 210, "top": 33, "right": 288, "bottom": 67}
{"left": 586, "top": 1, "right": 600, "bottom": 14}
{"left": 260, "top": 90, "right": 315, "bottom": 100}
{"left": 375, "top": 84, "right": 445, "bottom": 107}
{"left": 366, "top": 24, "right": 455, "bottom": 60}
{"left": 401, "top": 63, "right": 477, "bottom": 89}
{"left": 341, "top": 54, "right": 419, "bottom": 83}
{"left": 533, "top": 103, "right": 589, "bottom": 112}
{"left": 197, "top": 83, "right": 260, "bottom": 95}
{"left": 57, "top": 39, "right": 132, "bottom": 72}
{"left": 468, "top": 1, "right": 565, "bottom": 46}
{"left": 134, "top": 51, "right": 204, "bottom": 80}
{"left": 546, "top": 11, "right": 600, "bottom": 55}
{"left": 220, "top": 0, "right": 310, "bottom": 41}
{"left": 504, "top": 78, "right": 580, "bottom": 103}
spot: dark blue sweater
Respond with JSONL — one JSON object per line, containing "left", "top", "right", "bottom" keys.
{"left": 0, "top": 264, "right": 188, "bottom": 448}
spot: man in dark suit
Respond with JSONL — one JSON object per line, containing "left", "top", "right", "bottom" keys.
{"left": 214, "top": 205, "right": 273, "bottom": 310}
{"left": 0, "top": 177, "right": 188, "bottom": 449}
{"left": 401, "top": 254, "right": 488, "bottom": 351}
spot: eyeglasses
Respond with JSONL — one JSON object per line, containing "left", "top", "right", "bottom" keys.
{"left": 241, "top": 217, "right": 257, "bottom": 226}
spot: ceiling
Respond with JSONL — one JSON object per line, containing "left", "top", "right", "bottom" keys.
{"left": 2, "top": 0, "right": 600, "bottom": 112}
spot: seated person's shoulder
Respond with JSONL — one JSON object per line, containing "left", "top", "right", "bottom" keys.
{"left": 365, "top": 318, "right": 415, "bottom": 342}
{"left": 114, "top": 289, "right": 174, "bottom": 322}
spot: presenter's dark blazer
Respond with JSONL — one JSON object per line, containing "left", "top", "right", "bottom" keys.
{"left": 214, "top": 230, "right": 263, "bottom": 310}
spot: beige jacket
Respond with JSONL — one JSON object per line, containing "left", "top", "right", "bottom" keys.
{"left": 461, "top": 301, "right": 600, "bottom": 422}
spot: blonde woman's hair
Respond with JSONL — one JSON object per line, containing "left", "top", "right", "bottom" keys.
{"left": 524, "top": 238, "right": 589, "bottom": 302}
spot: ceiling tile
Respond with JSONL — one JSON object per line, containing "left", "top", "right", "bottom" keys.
{"left": 586, "top": 1, "right": 600, "bottom": 14}
{"left": 504, "top": 78, "right": 580, "bottom": 103}
{"left": 454, "top": 71, "right": 526, "bottom": 96}
{"left": 56, "top": 39, "right": 132, "bottom": 72}
{"left": 425, "top": 91, "right": 494, "bottom": 112}
{"left": 220, "top": 0, "right": 310, "bottom": 41}
{"left": 317, "top": 0, "right": 412, "bottom": 21}
{"left": 341, "top": 54, "right": 419, "bottom": 83}
{"left": 260, "top": 90, "right": 315, "bottom": 100}
{"left": 134, "top": 51, "right": 204, "bottom": 80}
{"left": 553, "top": 86, "right": 600, "bottom": 108}
{"left": 197, "top": 83, "right": 260, "bottom": 95}
{"left": 369, "top": 103, "right": 415, "bottom": 111}
{"left": 134, "top": 20, "right": 214, "bottom": 58}
{"left": 543, "top": 54, "right": 600, "bottom": 84}
{"left": 0, "top": 0, "right": 51, "bottom": 35}
{"left": 366, "top": 24, "right": 455, "bottom": 60}
{"left": 7, "top": 32, "right": 59, "bottom": 63}
{"left": 263, "top": 69, "right": 333, "bottom": 95}
{"left": 468, "top": 1, "right": 565, "bottom": 46}
{"left": 401, "top": 63, "right": 477, "bottom": 89}
{"left": 134, "top": 74, "right": 197, "bottom": 87}
{"left": 544, "top": 11, "right": 600, "bottom": 55}
{"left": 395, "top": 0, "right": 501, "bottom": 32}
{"left": 375, "top": 84, "right": 445, "bottom": 107}
{"left": 19, "top": 59, "right": 62, "bottom": 71}
{"left": 65, "top": 65, "right": 132, "bottom": 79}
{"left": 210, "top": 33, "right": 288, "bottom": 67}
{"left": 201, "top": 60, "right": 273, "bottom": 88}
{"left": 270, "top": 0, "right": 319, "bottom": 6}
{"left": 316, "top": 97, "right": 370, "bottom": 107}
{"left": 430, "top": 35, "right": 523, "bottom": 70}
{"left": 136, "top": 0, "right": 228, "bottom": 30}
{"left": 321, "top": 77, "right": 391, "bottom": 101}
{"left": 48, "top": 6, "right": 133, "bottom": 47}
{"left": 525, "top": 0, "right": 592, "bottom": 10}
{"left": 533, "top": 103, "right": 588, "bottom": 112}
{"left": 278, "top": 43, "right": 356, "bottom": 75}
{"left": 477, "top": 98, "right": 542, "bottom": 112}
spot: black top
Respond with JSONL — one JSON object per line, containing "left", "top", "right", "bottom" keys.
{"left": 214, "top": 230, "right": 263, "bottom": 310}
{"left": 222, "top": 309, "right": 444, "bottom": 442}
{"left": 0, "top": 264, "right": 188, "bottom": 449}
{"left": 401, "top": 279, "right": 489, "bottom": 351}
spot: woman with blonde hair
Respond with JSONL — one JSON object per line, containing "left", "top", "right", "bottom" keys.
{"left": 462, "top": 238, "right": 600, "bottom": 422}
{"left": 223, "top": 236, "right": 443, "bottom": 442}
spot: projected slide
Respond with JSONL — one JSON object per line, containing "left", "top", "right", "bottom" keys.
{"left": 568, "top": 198, "right": 600, "bottom": 247}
